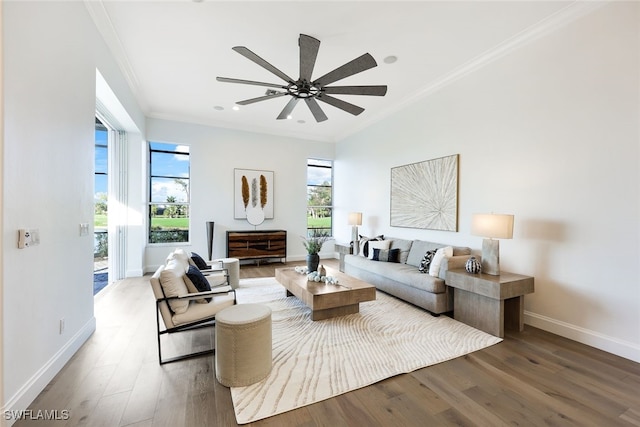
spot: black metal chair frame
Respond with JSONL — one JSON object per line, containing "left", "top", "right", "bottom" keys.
{"left": 155, "top": 270, "right": 237, "bottom": 365}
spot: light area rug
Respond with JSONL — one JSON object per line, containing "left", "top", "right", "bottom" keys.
{"left": 231, "top": 277, "right": 502, "bottom": 424}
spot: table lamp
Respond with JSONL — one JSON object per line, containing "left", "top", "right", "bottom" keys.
{"left": 471, "top": 213, "right": 514, "bottom": 275}
{"left": 348, "top": 212, "right": 362, "bottom": 254}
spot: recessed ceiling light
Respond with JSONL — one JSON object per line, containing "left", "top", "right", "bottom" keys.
{"left": 232, "top": 105, "right": 240, "bottom": 111}
{"left": 297, "top": 120, "right": 306, "bottom": 124}
{"left": 383, "top": 55, "right": 398, "bottom": 64}
{"left": 286, "top": 115, "right": 293, "bottom": 120}
{"left": 213, "top": 106, "right": 224, "bottom": 111}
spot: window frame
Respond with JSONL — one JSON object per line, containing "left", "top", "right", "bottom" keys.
{"left": 306, "top": 158, "right": 334, "bottom": 237}
{"left": 148, "top": 142, "right": 191, "bottom": 245}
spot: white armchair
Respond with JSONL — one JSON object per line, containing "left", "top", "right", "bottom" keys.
{"left": 150, "top": 252, "right": 236, "bottom": 364}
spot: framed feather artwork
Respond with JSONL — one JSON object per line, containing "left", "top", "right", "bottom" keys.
{"left": 234, "top": 169, "right": 274, "bottom": 225}
{"left": 390, "top": 154, "right": 459, "bottom": 231}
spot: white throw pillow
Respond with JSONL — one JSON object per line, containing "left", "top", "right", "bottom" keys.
{"left": 160, "top": 259, "right": 190, "bottom": 314}
{"left": 367, "top": 240, "right": 391, "bottom": 259}
{"left": 429, "top": 246, "right": 453, "bottom": 277}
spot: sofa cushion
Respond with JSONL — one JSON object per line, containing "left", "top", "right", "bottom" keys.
{"left": 345, "top": 254, "right": 446, "bottom": 293}
{"left": 387, "top": 238, "right": 413, "bottom": 264}
{"left": 372, "top": 248, "right": 400, "bottom": 263}
{"left": 429, "top": 246, "right": 453, "bottom": 276}
{"left": 159, "top": 259, "right": 190, "bottom": 314}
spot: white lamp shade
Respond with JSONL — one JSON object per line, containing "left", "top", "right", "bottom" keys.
{"left": 348, "top": 212, "right": 362, "bottom": 226}
{"left": 471, "top": 214, "right": 514, "bottom": 239}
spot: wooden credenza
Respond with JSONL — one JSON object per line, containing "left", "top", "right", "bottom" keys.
{"left": 226, "top": 230, "right": 287, "bottom": 263}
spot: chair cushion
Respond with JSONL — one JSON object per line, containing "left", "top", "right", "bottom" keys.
{"left": 159, "top": 259, "right": 190, "bottom": 314}
{"left": 184, "top": 265, "right": 212, "bottom": 303}
{"left": 171, "top": 293, "right": 236, "bottom": 327}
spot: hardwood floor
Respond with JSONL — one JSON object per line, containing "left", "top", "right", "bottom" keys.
{"left": 14, "top": 259, "right": 640, "bottom": 427}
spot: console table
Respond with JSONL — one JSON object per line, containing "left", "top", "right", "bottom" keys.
{"left": 226, "top": 230, "right": 287, "bottom": 263}
{"left": 334, "top": 242, "right": 353, "bottom": 272}
{"left": 445, "top": 269, "right": 534, "bottom": 338}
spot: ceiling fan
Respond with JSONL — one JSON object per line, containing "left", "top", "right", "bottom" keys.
{"left": 216, "top": 34, "right": 387, "bottom": 122}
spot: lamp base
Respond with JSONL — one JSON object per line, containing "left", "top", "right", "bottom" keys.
{"left": 351, "top": 226, "right": 359, "bottom": 255}
{"left": 481, "top": 239, "right": 500, "bottom": 275}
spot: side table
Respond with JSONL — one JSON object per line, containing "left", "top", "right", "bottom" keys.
{"left": 334, "top": 243, "right": 353, "bottom": 272}
{"left": 445, "top": 269, "right": 534, "bottom": 338}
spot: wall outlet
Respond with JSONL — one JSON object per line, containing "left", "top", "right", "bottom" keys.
{"left": 79, "top": 223, "right": 90, "bottom": 236}
{"left": 59, "top": 318, "right": 65, "bottom": 335}
{"left": 18, "top": 229, "right": 40, "bottom": 249}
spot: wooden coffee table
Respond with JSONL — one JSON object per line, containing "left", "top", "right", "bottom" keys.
{"left": 275, "top": 266, "right": 376, "bottom": 320}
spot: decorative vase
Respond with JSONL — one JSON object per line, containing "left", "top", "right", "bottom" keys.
{"left": 465, "top": 256, "right": 482, "bottom": 274}
{"left": 306, "top": 254, "right": 320, "bottom": 273}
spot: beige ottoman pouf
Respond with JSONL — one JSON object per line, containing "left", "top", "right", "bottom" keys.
{"left": 214, "top": 257, "right": 240, "bottom": 289}
{"left": 215, "top": 303, "right": 272, "bottom": 387}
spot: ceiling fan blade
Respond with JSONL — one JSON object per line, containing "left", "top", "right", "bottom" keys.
{"left": 323, "top": 85, "right": 387, "bottom": 96}
{"left": 313, "top": 53, "right": 378, "bottom": 86}
{"left": 276, "top": 97, "right": 299, "bottom": 120}
{"left": 299, "top": 34, "right": 320, "bottom": 82}
{"left": 316, "top": 94, "right": 364, "bottom": 116}
{"left": 232, "top": 46, "right": 294, "bottom": 83}
{"left": 216, "top": 77, "right": 287, "bottom": 89}
{"left": 305, "top": 98, "right": 328, "bottom": 122}
{"left": 236, "top": 92, "right": 288, "bottom": 105}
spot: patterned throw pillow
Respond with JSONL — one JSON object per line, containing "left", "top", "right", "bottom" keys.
{"left": 418, "top": 250, "right": 437, "bottom": 273}
{"left": 358, "top": 234, "right": 384, "bottom": 257}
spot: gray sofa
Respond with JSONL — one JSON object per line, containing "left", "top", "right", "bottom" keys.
{"left": 344, "top": 237, "right": 472, "bottom": 315}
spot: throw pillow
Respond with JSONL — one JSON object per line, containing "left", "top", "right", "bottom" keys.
{"left": 358, "top": 234, "right": 384, "bottom": 257}
{"left": 372, "top": 248, "right": 401, "bottom": 263}
{"left": 159, "top": 260, "right": 190, "bottom": 314}
{"left": 367, "top": 240, "right": 391, "bottom": 259}
{"left": 429, "top": 246, "right": 454, "bottom": 277}
{"left": 185, "top": 265, "right": 212, "bottom": 303}
{"left": 190, "top": 252, "right": 209, "bottom": 270}
{"left": 418, "top": 250, "right": 437, "bottom": 273}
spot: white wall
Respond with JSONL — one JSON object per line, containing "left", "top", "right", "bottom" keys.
{"left": 335, "top": 2, "right": 639, "bottom": 361}
{"left": 144, "top": 118, "right": 335, "bottom": 270}
{"left": 2, "top": 0, "right": 144, "bottom": 417}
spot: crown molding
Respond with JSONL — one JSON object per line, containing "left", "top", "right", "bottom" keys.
{"left": 84, "top": 0, "right": 149, "bottom": 114}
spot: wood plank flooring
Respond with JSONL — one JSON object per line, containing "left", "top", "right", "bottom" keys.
{"left": 13, "top": 259, "right": 640, "bottom": 427}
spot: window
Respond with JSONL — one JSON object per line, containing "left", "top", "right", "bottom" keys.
{"left": 149, "top": 142, "right": 190, "bottom": 243}
{"left": 307, "top": 158, "right": 333, "bottom": 237}
{"left": 94, "top": 118, "right": 108, "bottom": 259}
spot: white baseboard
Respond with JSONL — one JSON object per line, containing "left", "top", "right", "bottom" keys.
{"left": 524, "top": 311, "right": 640, "bottom": 363}
{"left": 2, "top": 317, "right": 96, "bottom": 426}
{"left": 125, "top": 268, "right": 143, "bottom": 277}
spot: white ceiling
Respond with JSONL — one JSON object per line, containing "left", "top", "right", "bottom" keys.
{"left": 88, "top": 0, "right": 584, "bottom": 142}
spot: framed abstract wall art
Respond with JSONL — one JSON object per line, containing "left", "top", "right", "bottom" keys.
{"left": 390, "top": 154, "right": 459, "bottom": 231}
{"left": 234, "top": 169, "right": 274, "bottom": 225}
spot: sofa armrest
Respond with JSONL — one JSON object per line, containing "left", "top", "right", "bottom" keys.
{"left": 439, "top": 255, "right": 471, "bottom": 280}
